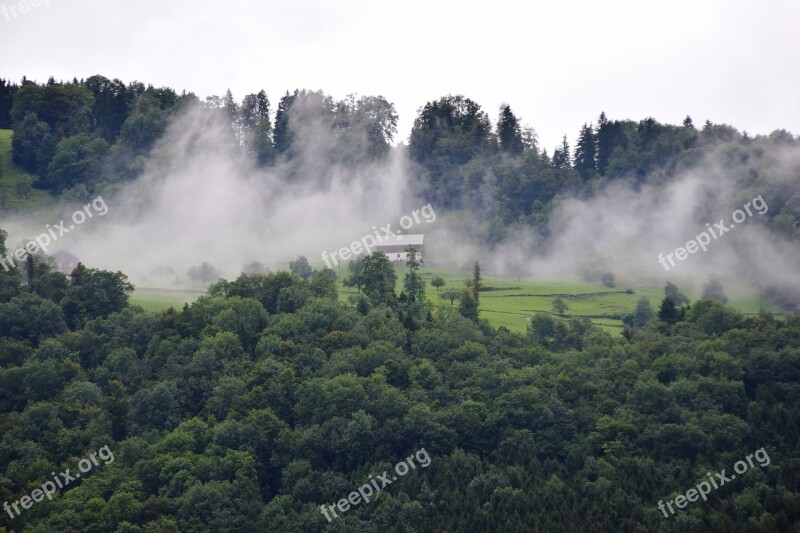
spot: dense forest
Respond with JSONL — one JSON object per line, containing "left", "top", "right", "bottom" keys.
{"left": 2, "top": 75, "right": 800, "bottom": 247}
{"left": 0, "top": 75, "right": 799, "bottom": 532}
{"left": 0, "top": 231, "right": 798, "bottom": 531}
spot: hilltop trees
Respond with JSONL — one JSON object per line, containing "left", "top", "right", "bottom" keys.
{"left": 274, "top": 90, "right": 397, "bottom": 163}
{"left": 409, "top": 95, "right": 495, "bottom": 207}
{"left": 497, "top": 104, "right": 524, "bottom": 156}
{"left": 573, "top": 123, "right": 597, "bottom": 178}
{"left": 5, "top": 77, "right": 194, "bottom": 193}
{"left": 3, "top": 75, "right": 799, "bottom": 273}
{"left": 551, "top": 135, "right": 571, "bottom": 169}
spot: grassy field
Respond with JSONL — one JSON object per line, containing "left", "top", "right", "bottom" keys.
{"left": 0, "top": 129, "right": 56, "bottom": 212}
{"left": 130, "top": 288, "right": 205, "bottom": 313}
{"left": 1, "top": 127, "right": 789, "bottom": 333}
{"left": 131, "top": 265, "right": 789, "bottom": 335}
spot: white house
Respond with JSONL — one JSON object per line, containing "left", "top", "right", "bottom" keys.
{"left": 374, "top": 234, "right": 424, "bottom": 263}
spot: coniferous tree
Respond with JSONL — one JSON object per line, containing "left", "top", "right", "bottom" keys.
{"left": 596, "top": 112, "right": 628, "bottom": 176}
{"left": 552, "top": 135, "right": 571, "bottom": 169}
{"left": 472, "top": 261, "right": 482, "bottom": 304}
{"left": 0, "top": 78, "right": 18, "bottom": 129}
{"left": 402, "top": 248, "right": 425, "bottom": 303}
{"left": 664, "top": 281, "right": 690, "bottom": 305}
{"left": 573, "top": 123, "right": 597, "bottom": 178}
{"left": 657, "top": 296, "right": 683, "bottom": 324}
{"left": 497, "top": 104, "right": 524, "bottom": 156}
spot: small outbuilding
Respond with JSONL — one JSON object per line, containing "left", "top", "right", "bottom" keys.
{"left": 374, "top": 234, "right": 424, "bottom": 263}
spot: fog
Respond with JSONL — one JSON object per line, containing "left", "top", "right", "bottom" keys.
{"left": 2, "top": 103, "right": 799, "bottom": 308}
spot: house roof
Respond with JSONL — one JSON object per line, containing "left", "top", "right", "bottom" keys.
{"left": 374, "top": 234, "right": 424, "bottom": 247}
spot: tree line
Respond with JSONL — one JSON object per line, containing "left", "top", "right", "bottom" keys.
{"left": 2, "top": 75, "right": 799, "bottom": 250}
{"left": 0, "top": 226, "right": 798, "bottom": 530}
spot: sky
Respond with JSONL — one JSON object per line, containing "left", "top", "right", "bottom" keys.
{"left": 2, "top": 0, "right": 799, "bottom": 153}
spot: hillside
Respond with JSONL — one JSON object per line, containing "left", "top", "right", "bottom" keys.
{"left": 0, "top": 129, "right": 55, "bottom": 212}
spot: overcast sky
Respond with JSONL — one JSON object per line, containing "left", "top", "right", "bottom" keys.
{"left": 2, "top": 0, "right": 798, "bottom": 151}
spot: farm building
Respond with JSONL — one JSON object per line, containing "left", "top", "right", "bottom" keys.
{"left": 375, "top": 234, "right": 424, "bottom": 263}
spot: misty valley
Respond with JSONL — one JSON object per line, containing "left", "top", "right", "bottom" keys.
{"left": 0, "top": 71, "right": 798, "bottom": 532}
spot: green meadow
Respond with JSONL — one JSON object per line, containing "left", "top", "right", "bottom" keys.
{"left": 131, "top": 265, "right": 787, "bottom": 335}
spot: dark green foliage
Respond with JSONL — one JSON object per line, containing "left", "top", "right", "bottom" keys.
{"left": 2, "top": 78, "right": 800, "bottom": 530}
{"left": 308, "top": 268, "right": 337, "bottom": 300}
{"left": 0, "top": 78, "right": 18, "bottom": 129}
{"left": 471, "top": 261, "right": 482, "bottom": 304}
{"left": 497, "top": 104, "right": 524, "bottom": 156}
{"left": 552, "top": 135, "right": 571, "bottom": 169}
{"left": 573, "top": 123, "right": 597, "bottom": 178}
{"left": 11, "top": 112, "right": 54, "bottom": 173}
{"left": 0, "top": 254, "right": 797, "bottom": 531}
{"left": 657, "top": 296, "right": 683, "bottom": 325}
{"left": 458, "top": 288, "right": 478, "bottom": 321}
{"left": 409, "top": 95, "right": 495, "bottom": 207}
{"left": 0, "top": 293, "right": 67, "bottom": 344}
{"left": 210, "top": 271, "right": 300, "bottom": 314}
{"left": 84, "top": 75, "right": 133, "bottom": 142}
{"left": 60, "top": 263, "right": 134, "bottom": 329}
{"left": 342, "top": 258, "right": 364, "bottom": 293}
{"left": 664, "top": 281, "right": 690, "bottom": 305}
{"left": 44, "top": 132, "right": 110, "bottom": 191}
{"left": 401, "top": 248, "right": 425, "bottom": 303}
{"left": 360, "top": 251, "right": 397, "bottom": 306}
{"left": 596, "top": 111, "right": 628, "bottom": 175}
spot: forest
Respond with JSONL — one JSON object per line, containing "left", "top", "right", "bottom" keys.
{"left": 0, "top": 75, "right": 799, "bottom": 532}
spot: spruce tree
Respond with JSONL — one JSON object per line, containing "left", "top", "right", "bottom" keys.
{"left": 497, "top": 104, "right": 524, "bottom": 156}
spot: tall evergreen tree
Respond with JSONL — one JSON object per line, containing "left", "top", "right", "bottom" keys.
{"left": 573, "top": 123, "right": 597, "bottom": 178}
{"left": 497, "top": 104, "right": 524, "bottom": 156}
{"left": 472, "top": 261, "right": 482, "bottom": 304}
{"left": 596, "top": 112, "right": 628, "bottom": 176}
{"left": 274, "top": 90, "right": 297, "bottom": 155}
{"left": 552, "top": 135, "right": 571, "bottom": 169}
{"left": 0, "top": 78, "right": 19, "bottom": 129}
{"left": 402, "top": 248, "right": 425, "bottom": 303}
